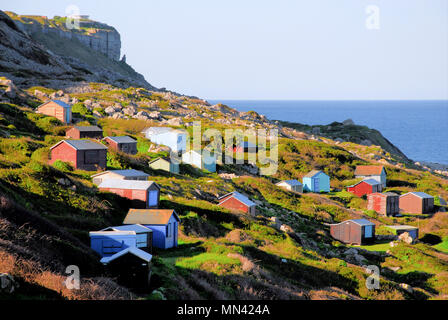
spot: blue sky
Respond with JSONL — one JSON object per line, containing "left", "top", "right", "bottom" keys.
{"left": 2, "top": 0, "right": 447, "bottom": 100}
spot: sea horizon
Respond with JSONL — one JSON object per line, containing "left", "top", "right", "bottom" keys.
{"left": 208, "top": 99, "right": 448, "bottom": 165}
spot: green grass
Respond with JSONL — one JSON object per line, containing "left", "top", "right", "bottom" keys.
{"left": 357, "top": 242, "right": 390, "bottom": 252}
{"left": 433, "top": 238, "right": 448, "bottom": 253}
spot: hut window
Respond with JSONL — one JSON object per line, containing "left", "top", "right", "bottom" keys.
{"left": 166, "top": 223, "right": 171, "bottom": 237}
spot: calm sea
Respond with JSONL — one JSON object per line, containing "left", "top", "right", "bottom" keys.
{"left": 208, "top": 100, "right": 448, "bottom": 165}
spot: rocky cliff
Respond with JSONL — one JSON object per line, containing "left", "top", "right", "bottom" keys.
{"left": 5, "top": 11, "right": 121, "bottom": 61}
{"left": 0, "top": 10, "right": 156, "bottom": 91}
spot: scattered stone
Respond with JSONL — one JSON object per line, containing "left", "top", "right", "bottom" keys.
{"left": 93, "top": 110, "right": 104, "bottom": 118}
{"left": 123, "top": 106, "right": 137, "bottom": 116}
{"left": 280, "top": 224, "right": 294, "bottom": 233}
{"left": 399, "top": 283, "right": 413, "bottom": 293}
{"left": 112, "top": 112, "right": 125, "bottom": 119}
{"left": 342, "top": 119, "right": 355, "bottom": 125}
{"left": 105, "top": 106, "right": 117, "bottom": 114}
{"left": 360, "top": 139, "right": 373, "bottom": 146}
{"left": 398, "top": 232, "right": 414, "bottom": 244}
{"left": 57, "top": 178, "right": 71, "bottom": 187}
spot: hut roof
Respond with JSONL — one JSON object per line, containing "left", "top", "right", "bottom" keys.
{"left": 218, "top": 191, "right": 255, "bottom": 207}
{"left": 277, "top": 180, "right": 302, "bottom": 186}
{"left": 349, "top": 179, "right": 381, "bottom": 187}
{"left": 89, "top": 230, "right": 135, "bottom": 236}
{"left": 50, "top": 139, "right": 108, "bottom": 150}
{"left": 38, "top": 100, "right": 71, "bottom": 109}
{"left": 355, "top": 165, "right": 384, "bottom": 176}
{"left": 350, "top": 219, "right": 375, "bottom": 226}
{"left": 100, "top": 247, "right": 152, "bottom": 265}
{"left": 91, "top": 169, "right": 149, "bottom": 178}
{"left": 149, "top": 157, "right": 176, "bottom": 165}
{"left": 304, "top": 170, "right": 324, "bottom": 178}
{"left": 73, "top": 126, "right": 102, "bottom": 132}
{"left": 98, "top": 179, "right": 157, "bottom": 190}
{"left": 102, "top": 224, "right": 152, "bottom": 233}
{"left": 401, "top": 192, "right": 433, "bottom": 199}
{"left": 104, "top": 136, "right": 136, "bottom": 143}
{"left": 123, "top": 209, "right": 180, "bottom": 225}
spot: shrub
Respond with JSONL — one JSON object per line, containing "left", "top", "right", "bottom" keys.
{"left": 52, "top": 160, "right": 73, "bottom": 172}
{"left": 72, "top": 103, "right": 92, "bottom": 116}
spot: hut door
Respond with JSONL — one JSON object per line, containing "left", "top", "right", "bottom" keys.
{"left": 148, "top": 191, "right": 158, "bottom": 207}
{"left": 364, "top": 226, "right": 373, "bottom": 238}
{"left": 313, "top": 178, "right": 319, "bottom": 192}
{"left": 173, "top": 222, "right": 178, "bottom": 247}
{"left": 343, "top": 223, "right": 351, "bottom": 243}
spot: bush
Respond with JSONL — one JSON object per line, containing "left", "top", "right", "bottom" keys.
{"left": 31, "top": 147, "right": 50, "bottom": 163}
{"left": 52, "top": 160, "right": 73, "bottom": 172}
{"left": 72, "top": 103, "right": 92, "bottom": 116}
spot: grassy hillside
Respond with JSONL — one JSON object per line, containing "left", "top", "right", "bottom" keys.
{"left": 0, "top": 84, "right": 448, "bottom": 300}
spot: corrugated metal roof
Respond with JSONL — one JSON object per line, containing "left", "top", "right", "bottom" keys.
{"left": 103, "top": 224, "right": 153, "bottom": 233}
{"left": 304, "top": 170, "right": 323, "bottom": 178}
{"left": 100, "top": 247, "right": 152, "bottom": 264}
{"left": 105, "top": 136, "right": 137, "bottom": 143}
{"left": 91, "top": 169, "right": 149, "bottom": 178}
{"left": 124, "top": 209, "right": 180, "bottom": 225}
{"left": 98, "top": 179, "right": 157, "bottom": 190}
{"left": 74, "top": 126, "right": 102, "bottom": 132}
{"left": 277, "top": 180, "right": 302, "bottom": 186}
{"left": 402, "top": 192, "right": 433, "bottom": 199}
{"left": 51, "top": 139, "right": 108, "bottom": 150}
{"left": 89, "top": 230, "right": 135, "bottom": 236}
{"left": 219, "top": 191, "right": 256, "bottom": 207}
{"left": 51, "top": 100, "right": 71, "bottom": 109}
{"left": 383, "top": 192, "right": 399, "bottom": 196}
{"left": 361, "top": 179, "right": 381, "bottom": 186}
{"left": 355, "top": 165, "right": 384, "bottom": 176}
{"left": 351, "top": 219, "right": 375, "bottom": 226}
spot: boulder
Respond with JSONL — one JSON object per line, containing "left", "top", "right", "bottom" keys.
{"left": 111, "top": 112, "right": 125, "bottom": 119}
{"left": 166, "top": 117, "right": 183, "bottom": 126}
{"left": 104, "top": 106, "right": 116, "bottom": 114}
{"left": 93, "top": 110, "right": 104, "bottom": 118}
{"left": 123, "top": 106, "right": 137, "bottom": 116}
{"left": 399, "top": 283, "right": 413, "bottom": 293}
{"left": 148, "top": 111, "right": 161, "bottom": 119}
{"left": 280, "top": 224, "right": 294, "bottom": 233}
{"left": 398, "top": 232, "right": 414, "bottom": 244}
{"left": 34, "top": 89, "right": 48, "bottom": 99}
{"left": 57, "top": 178, "right": 71, "bottom": 187}
{"left": 342, "top": 119, "right": 355, "bottom": 125}
{"left": 134, "top": 111, "right": 150, "bottom": 120}
{"left": 0, "top": 273, "right": 18, "bottom": 294}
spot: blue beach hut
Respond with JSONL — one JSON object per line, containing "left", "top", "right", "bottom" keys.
{"left": 302, "top": 170, "right": 330, "bottom": 193}
{"left": 123, "top": 209, "right": 181, "bottom": 249}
